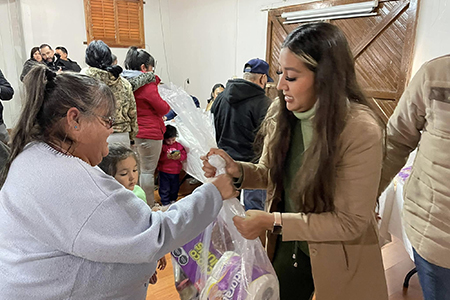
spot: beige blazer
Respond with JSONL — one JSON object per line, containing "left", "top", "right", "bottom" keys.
{"left": 239, "top": 104, "right": 388, "bottom": 300}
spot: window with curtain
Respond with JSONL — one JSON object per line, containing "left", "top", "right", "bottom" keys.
{"left": 84, "top": 0, "right": 145, "bottom": 48}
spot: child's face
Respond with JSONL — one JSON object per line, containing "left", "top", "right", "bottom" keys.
{"left": 164, "top": 137, "right": 176, "bottom": 145}
{"left": 114, "top": 156, "right": 138, "bottom": 191}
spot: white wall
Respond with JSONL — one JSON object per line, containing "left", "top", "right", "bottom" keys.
{"left": 0, "top": 0, "right": 26, "bottom": 129}
{"left": 2, "top": 0, "right": 450, "bottom": 127}
{"left": 144, "top": 0, "right": 316, "bottom": 106}
{"left": 410, "top": 0, "right": 450, "bottom": 76}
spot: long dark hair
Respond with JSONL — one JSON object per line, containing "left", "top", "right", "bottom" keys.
{"left": 266, "top": 22, "right": 374, "bottom": 214}
{"left": 124, "top": 46, "right": 155, "bottom": 71}
{"left": 85, "top": 40, "right": 123, "bottom": 79}
{"left": 0, "top": 64, "right": 115, "bottom": 186}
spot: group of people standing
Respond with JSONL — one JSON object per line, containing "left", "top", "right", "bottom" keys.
{"left": 0, "top": 20, "right": 448, "bottom": 300}
{"left": 19, "top": 40, "right": 176, "bottom": 207}
{"left": 20, "top": 44, "right": 82, "bottom": 81}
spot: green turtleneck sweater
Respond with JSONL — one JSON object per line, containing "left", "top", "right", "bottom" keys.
{"left": 272, "top": 107, "right": 316, "bottom": 300}
{"left": 283, "top": 107, "right": 315, "bottom": 255}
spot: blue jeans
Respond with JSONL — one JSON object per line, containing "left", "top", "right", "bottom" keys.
{"left": 243, "top": 189, "right": 267, "bottom": 211}
{"left": 413, "top": 248, "right": 450, "bottom": 300}
{"left": 158, "top": 171, "right": 180, "bottom": 205}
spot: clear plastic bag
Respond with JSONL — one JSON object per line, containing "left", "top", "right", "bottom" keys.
{"left": 159, "top": 83, "right": 216, "bottom": 183}
{"left": 159, "top": 83, "right": 279, "bottom": 300}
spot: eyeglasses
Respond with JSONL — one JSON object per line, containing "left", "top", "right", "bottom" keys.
{"left": 95, "top": 115, "right": 115, "bottom": 129}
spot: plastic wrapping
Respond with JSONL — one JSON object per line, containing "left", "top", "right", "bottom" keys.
{"left": 158, "top": 83, "right": 279, "bottom": 300}
{"left": 159, "top": 83, "right": 216, "bottom": 183}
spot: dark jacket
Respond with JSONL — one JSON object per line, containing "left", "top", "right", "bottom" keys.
{"left": 211, "top": 78, "right": 271, "bottom": 162}
{"left": 0, "top": 69, "right": 14, "bottom": 125}
{"left": 59, "top": 58, "right": 81, "bottom": 72}
{"left": 44, "top": 53, "right": 68, "bottom": 72}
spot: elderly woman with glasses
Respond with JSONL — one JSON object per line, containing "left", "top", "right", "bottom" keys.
{"left": 0, "top": 64, "right": 236, "bottom": 299}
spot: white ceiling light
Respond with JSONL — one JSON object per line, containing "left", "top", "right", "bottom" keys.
{"left": 282, "top": 0, "right": 378, "bottom": 24}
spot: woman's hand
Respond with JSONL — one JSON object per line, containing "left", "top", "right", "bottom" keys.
{"left": 157, "top": 256, "right": 167, "bottom": 270}
{"left": 201, "top": 148, "right": 241, "bottom": 178}
{"left": 210, "top": 174, "right": 238, "bottom": 200}
{"left": 233, "top": 210, "right": 274, "bottom": 240}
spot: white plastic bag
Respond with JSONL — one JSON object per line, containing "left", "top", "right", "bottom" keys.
{"left": 158, "top": 83, "right": 279, "bottom": 300}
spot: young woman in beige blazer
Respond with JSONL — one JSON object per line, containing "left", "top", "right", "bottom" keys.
{"left": 203, "top": 23, "right": 388, "bottom": 300}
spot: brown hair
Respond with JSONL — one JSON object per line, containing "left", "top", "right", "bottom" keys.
{"left": 0, "top": 64, "right": 115, "bottom": 186}
{"left": 98, "top": 143, "right": 138, "bottom": 177}
{"left": 265, "top": 22, "right": 375, "bottom": 213}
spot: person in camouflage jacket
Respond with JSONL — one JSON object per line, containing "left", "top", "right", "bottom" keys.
{"left": 125, "top": 71, "right": 155, "bottom": 91}
{"left": 81, "top": 41, "right": 138, "bottom": 144}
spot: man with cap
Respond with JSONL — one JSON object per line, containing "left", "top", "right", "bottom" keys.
{"left": 211, "top": 58, "right": 272, "bottom": 211}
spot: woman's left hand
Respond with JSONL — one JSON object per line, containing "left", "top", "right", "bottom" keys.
{"left": 233, "top": 210, "right": 274, "bottom": 240}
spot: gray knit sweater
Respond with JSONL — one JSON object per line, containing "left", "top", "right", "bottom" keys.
{"left": 0, "top": 142, "right": 223, "bottom": 299}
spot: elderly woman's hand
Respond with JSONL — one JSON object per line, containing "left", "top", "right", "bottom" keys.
{"left": 210, "top": 174, "right": 238, "bottom": 200}
{"left": 201, "top": 148, "right": 241, "bottom": 178}
{"left": 233, "top": 210, "right": 274, "bottom": 240}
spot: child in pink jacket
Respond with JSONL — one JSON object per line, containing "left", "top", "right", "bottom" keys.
{"left": 157, "top": 125, "right": 187, "bottom": 205}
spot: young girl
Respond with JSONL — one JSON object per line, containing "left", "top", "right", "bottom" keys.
{"left": 157, "top": 125, "right": 187, "bottom": 205}
{"left": 98, "top": 143, "right": 146, "bottom": 203}
{"left": 98, "top": 143, "right": 167, "bottom": 282}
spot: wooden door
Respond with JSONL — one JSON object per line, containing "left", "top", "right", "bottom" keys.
{"left": 266, "top": 0, "right": 420, "bottom": 123}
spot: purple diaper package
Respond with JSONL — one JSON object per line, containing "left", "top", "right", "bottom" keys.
{"left": 172, "top": 231, "right": 221, "bottom": 291}
{"left": 200, "top": 252, "right": 278, "bottom": 300}
{"left": 171, "top": 199, "right": 280, "bottom": 300}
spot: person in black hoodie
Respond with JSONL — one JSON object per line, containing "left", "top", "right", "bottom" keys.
{"left": 211, "top": 58, "right": 272, "bottom": 210}
{"left": 55, "top": 46, "right": 82, "bottom": 72}
{"left": 0, "top": 69, "right": 14, "bottom": 143}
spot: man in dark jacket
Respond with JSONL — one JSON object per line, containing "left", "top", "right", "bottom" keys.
{"left": 211, "top": 58, "right": 272, "bottom": 210}
{"left": 55, "top": 46, "right": 81, "bottom": 72}
{"left": 0, "top": 69, "right": 14, "bottom": 143}
{"left": 40, "top": 44, "right": 79, "bottom": 72}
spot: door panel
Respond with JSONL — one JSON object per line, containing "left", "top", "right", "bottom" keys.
{"left": 266, "top": 0, "right": 420, "bottom": 123}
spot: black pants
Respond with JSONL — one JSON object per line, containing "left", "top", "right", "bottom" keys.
{"left": 158, "top": 171, "right": 179, "bottom": 205}
{"left": 272, "top": 237, "right": 314, "bottom": 300}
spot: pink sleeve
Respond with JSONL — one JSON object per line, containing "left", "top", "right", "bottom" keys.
{"left": 178, "top": 143, "right": 187, "bottom": 162}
